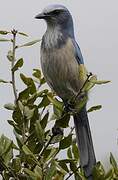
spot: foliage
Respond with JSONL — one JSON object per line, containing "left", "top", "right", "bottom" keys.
{"left": 0, "top": 29, "right": 115, "bottom": 180}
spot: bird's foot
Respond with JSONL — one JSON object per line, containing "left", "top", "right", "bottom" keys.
{"left": 63, "top": 101, "right": 76, "bottom": 113}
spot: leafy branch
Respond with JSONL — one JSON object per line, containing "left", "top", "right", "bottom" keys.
{"left": 0, "top": 29, "right": 114, "bottom": 180}
{"left": 11, "top": 29, "right": 18, "bottom": 103}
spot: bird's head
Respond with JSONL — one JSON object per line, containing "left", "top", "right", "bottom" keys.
{"left": 35, "top": 4, "right": 74, "bottom": 37}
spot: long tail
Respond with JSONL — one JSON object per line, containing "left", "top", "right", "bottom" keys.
{"left": 74, "top": 106, "right": 96, "bottom": 179}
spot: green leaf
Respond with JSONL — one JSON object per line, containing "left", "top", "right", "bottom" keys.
{"left": 43, "top": 148, "right": 52, "bottom": 160}
{"left": 0, "top": 79, "right": 9, "bottom": 83}
{"left": 37, "top": 89, "right": 49, "bottom": 97}
{"left": 35, "top": 120, "right": 44, "bottom": 142}
{"left": 9, "top": 120, "right": 22, "bottom": 135}
{"left": 0, "top": 38, "right": 10, "bottom": 42}
{"left": 34, "top": 165, "right": 42, "bottom": 179}
{"left": 104, "top": 169, "right": 114, "bottom": 179}
{"left": 56, "top": 114, "right": 70, "bottom": 128}
{"left": 12, "top": 106, "right": 23, "bottom": 124}
{"left": 74, "top": 173, "right": 85, "bottom": 180}
{"left": 7, "top": 50, "right": 13, "bottom": 61}
{"left": 0, "top": 135, "right": 13, "bottom": 165}
{"left": 110, "top": 152, "right": 117, "bottom": 169}
{"left": 82, "top": 75, "right": 97, "bottom": 92}
{"left": 58, "top": 161, "right": 69, "bottom": 173}
{"left": 24, "top": 106, "right": 35, "bottom": 120}
{"left": 19, "top": 39, "right": 41, "bottom": 47}
{"left": 20, "top": 73, "right": 36, "bottom": 94}
{"left": 93, "top": 161, "right": 105, "bottom": 180}
{"left": 20, "top": 73, "right": 32, "bottom": 85}
{"left": 87, "top": 105, "right": 102, "bottom": 113}
{"left": 69, "top": 161, "right": 77, "bottom": 172}
{"left": 0, "top": 135, "right": 12, "bottom": 156}
{"left": 33, "top": 69, "right": 41, "bottom": 79}
{"left": 30, "top": 106, "right": 39, "bottom": 127}
{"left": 55, "top": 161, "right": 67, "bottom": 176}
{"left": 51, "top": 134, "right": 63, "bottom": 144}
{"left": 47, "top": 95, "right": 63, "bottom": 111}
{"left": 18, "top": 100, "right": 24, "bottom": 112}
{"left": 0, "top": 30, "right": 9, "bottom": 35}
{"left": 24, "top": 168, "right": 39, "bottom": 179}
{"left": 27, "top": 93, "right": 37, "bottom": 105}
{"left": 12, "top": 158, "right": 21, "bottom": 172}
{"left": 22, "top": 145, "right": 32, "bottom": 155}
{"left": 40, "top": 112, "right": 49, "bottom": 129}
{"left": 18, "top": 87, "right": 30, "bottom": 100}
{"left": 40, "top": 77, "right": 46, "bottom": 85}
{"left": 38, "top": 95, "right": 50, "bottom": 108}
{"left": 45, "top": 161, "right": 57, "bottom": 180}
{"left": 53, "top": 104, "right": 62, "bottom": 119}
{"left": 18, "top": 32, "right": 28, "bottom": 37}
{"left": 67, "top": 147, "right": 73, "bottom": 159}
{"left": 7, "top": 119, "right": 16, "bottom": 126}
{"left": 53, "top": 173, "right": 64, "bottom": 180}
{"left": 59, "top": 134, "right": 72, "bottom": 150}
{"left": 4, "top": 103, "right": 15, "bottom": 110}
{"left": 12, "top": 142, "right": 19, "bottom": 150}
{"left": 14, "top": 130, "right": 23, "bottom": 148}
{"left": 12, "top": 58, "right": 23, "bottom": 72}
{"left": 90, "top": 80, "right": 111, "bottom": 85}
{"left": 72, "top": 143, "right": 79, "bottom": 160}
{"left": 20, "top": 73, "right": 30, "bottom": 85}
{"left": 22, "top": 145, "right": 36, "bottom": 159}
{"left": 43, "top": 148, "right": 59, "bottom": 162}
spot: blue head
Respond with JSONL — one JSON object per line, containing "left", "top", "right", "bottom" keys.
{"left": 35, "top": 4, "right": 75, "bottom": 38}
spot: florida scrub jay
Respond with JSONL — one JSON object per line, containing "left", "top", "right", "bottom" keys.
{"left": 35, "top": 4, "right": 96, "bottom": 179}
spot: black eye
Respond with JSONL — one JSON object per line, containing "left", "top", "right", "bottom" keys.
{"left": 53, "top": 10, "right": 61, "bottom": 14}
{"left": 49, "top": 10, "right": 61, "bottom": 16}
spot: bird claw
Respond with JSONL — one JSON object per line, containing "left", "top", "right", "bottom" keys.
{"left": 63, "top": 101, "right": 76, "bottom": 113}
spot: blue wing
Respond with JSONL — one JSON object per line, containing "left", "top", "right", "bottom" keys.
{"left": 72, "top": 39, "right": 84, "bottom": 64}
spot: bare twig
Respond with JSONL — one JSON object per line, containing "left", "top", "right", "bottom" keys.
{"left": 39, "top": 135, "right": 54, "bottom": 159}
{"left": 65, "top": 165, "right": 81, "bottom": 180}
{"left": 31, "top": 135, "right": 54, "bottom": 171}
{"left": 11, "top": 29, "right": 18, "bottom": 103}
{"left": 72, "top": 72, "right": 92, "bottom": 103}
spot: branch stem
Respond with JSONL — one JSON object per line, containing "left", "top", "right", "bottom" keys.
{"left": 65, "top": 165, "right": 81, "bottom": 180}
{"left": 39, "top": 135, "right": 54, "bottom": 159}
{"left": 71, "top": 72, "right": 93, "bottom": 104}
{"left": 11, "top": 29, "right": 18, "bottom": 103}
{"left": 31, "top": 135, "right": 54, "bottom": 171}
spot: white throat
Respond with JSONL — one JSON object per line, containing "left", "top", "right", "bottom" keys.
{"left": 43, "top": 26, "right": 63, "bottom": 49}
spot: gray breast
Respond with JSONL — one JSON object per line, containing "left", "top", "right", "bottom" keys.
{"left": 40, "top": 37, "right": 83, "bottom": 100}
{"left": 41, "top": 26, "right": 67, "bottom": 50}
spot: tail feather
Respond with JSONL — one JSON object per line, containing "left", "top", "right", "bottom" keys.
{"left": 74, "top": 106, "right": 96, "bottom": 179}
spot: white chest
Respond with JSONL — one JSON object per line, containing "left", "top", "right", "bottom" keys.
{"left": 43, "top": 27, "right": 63, "bottom": 49}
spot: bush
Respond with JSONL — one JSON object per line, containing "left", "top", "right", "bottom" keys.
{"left": 0, "top": 29, "right": 117, "bottom": 180}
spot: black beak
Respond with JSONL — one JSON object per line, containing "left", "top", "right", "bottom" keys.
{"left": 35, "top": 13, "right": 48, "bottom": 19}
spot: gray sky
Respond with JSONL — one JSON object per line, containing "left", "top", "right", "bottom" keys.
{"left": 0, "top": 0, "right": 118, "bottom": 168}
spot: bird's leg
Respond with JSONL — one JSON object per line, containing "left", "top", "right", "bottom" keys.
{"left": 63, "top": 91, "right": 88, "bottom": 115}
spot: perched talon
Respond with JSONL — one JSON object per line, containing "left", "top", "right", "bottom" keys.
{"left": 64, "top": 101, "right": 75, "bottom": 112}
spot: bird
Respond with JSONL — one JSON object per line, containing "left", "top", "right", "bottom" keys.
{"left": 35, "top": 4, "right": 96, "bottom": 179}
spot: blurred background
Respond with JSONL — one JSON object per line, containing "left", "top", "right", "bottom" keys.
{"left": 0, "top": 0, "right": 118, "bottom": 168}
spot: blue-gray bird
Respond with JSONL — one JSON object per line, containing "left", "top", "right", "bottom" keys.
{"left": 35, "top": 4, "right": 96, "bottom": 179}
